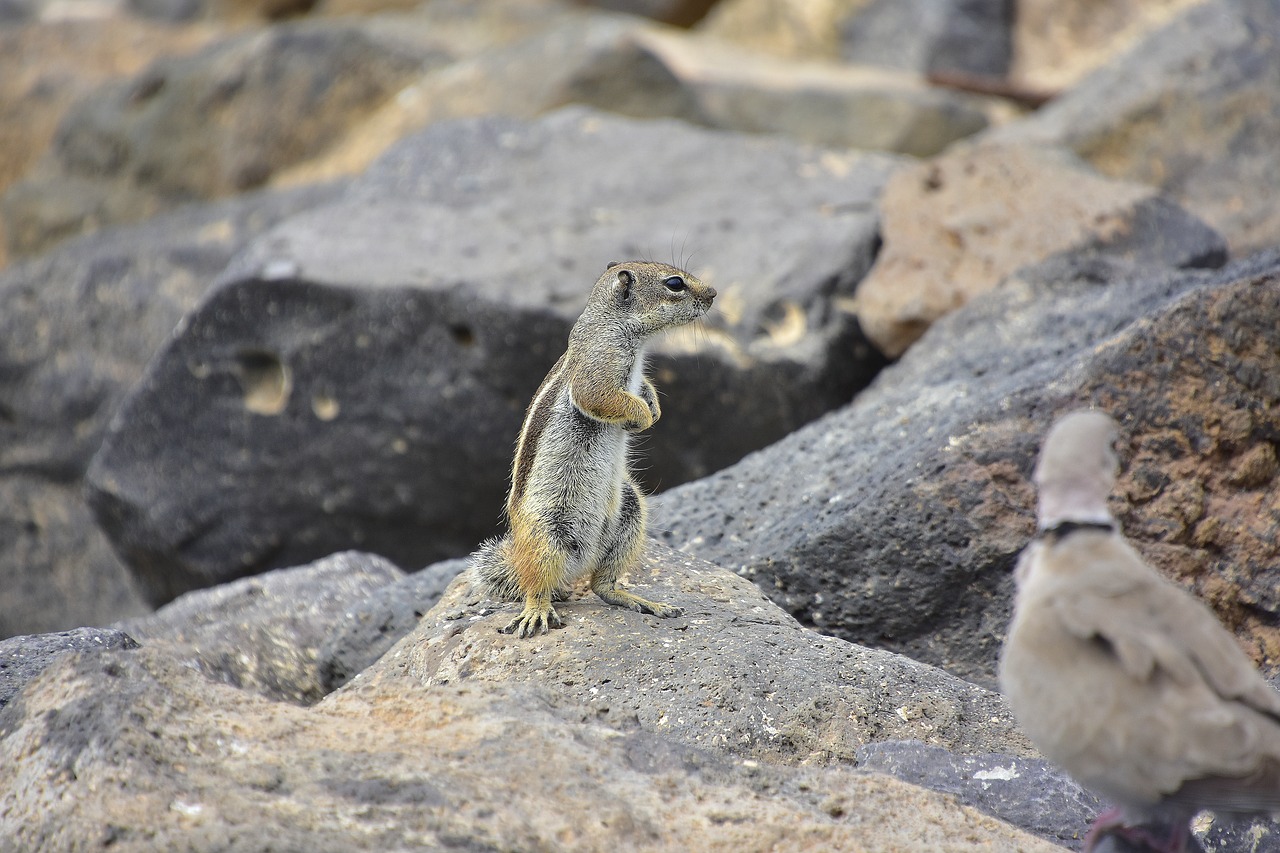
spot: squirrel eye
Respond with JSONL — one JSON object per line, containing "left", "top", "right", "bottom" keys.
{"left": 663, "top": 276, "right": 687, "bottom": 293}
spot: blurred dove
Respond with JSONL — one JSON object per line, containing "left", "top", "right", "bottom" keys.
{"left": 999, "top": 410, "right": 1280, "bottom": 853}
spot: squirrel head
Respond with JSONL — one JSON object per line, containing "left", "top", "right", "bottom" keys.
{"left": 592, "top": 261, "right": 716, "bottom": 338}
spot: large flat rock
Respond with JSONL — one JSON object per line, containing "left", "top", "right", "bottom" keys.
{"left": 85, "top": 107, "right": 900, "bottom": 605}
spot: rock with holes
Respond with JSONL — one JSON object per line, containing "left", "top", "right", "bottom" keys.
{"left": 0, "top": 641, "right": 1059, "bottom": 852}
{"left": 0, "top": 627, "right": 138, "bottom": 711}
{"left": 118, "top": 551, "right": 403, "bottom": 705}
{"left": 0, "top": 180, "right": 342, "bottom": 639}
{"left": 85, "top": 107, "right": 898, "bottom": 604}
{"left": 853, "top": 142, "right": 1224, "bottom": 358}
{"left": 317, "top": 556, "right": 466, "bottom": 692}
{"left": 653, "top": 249, "right": 1280, "bottom": 686}
{"left": 368, "top": 542, "right": 1033, "bottom": 762}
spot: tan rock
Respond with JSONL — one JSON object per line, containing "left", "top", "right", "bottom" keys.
{"left": 852, "top": 142, "right": 1220, "bottom": 358}
{"left": 364, "top": 542, "right": 1034, "bottom": 763}
{"left": 698, "top": 0, "right": 873, "bottom": 60}
{"left": 1010, "top": 0, "right": 1207, "bottom": 91}
{"left": 0, "top": 18, "right": 219, "bottom": 269}
{"left": 0, "top": 643, "right": 1058, "bottom": 851}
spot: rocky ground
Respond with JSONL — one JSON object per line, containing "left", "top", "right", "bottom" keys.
{"left": 2, "top": 0, "right": 1279, "bottom": 849}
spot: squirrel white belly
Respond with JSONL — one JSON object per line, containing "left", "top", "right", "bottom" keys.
{"left": 467, "top": 261, "right": 716, "bottom": 638}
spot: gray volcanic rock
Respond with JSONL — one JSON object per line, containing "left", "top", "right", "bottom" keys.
{"left": 988, "top": 0, "right": 1280, "bottom": 254}
{"left": 856, "top": 740, "right": 1102, "bottom": 850}
{"left": 0, "top": 644, "right": 1058, "bottom": 852}
{"left": 0, "top": 627, "right": 138, "bottom": 711}
{"left": 0, "top": 181, "right": 342, "bottom": 638}
{"left": 371, "top": 542, "right": 1033, "bottom": 762}
{"left": 85, "top": 107, "right": 899, "bottom": 605}
{"left": 653, "top": 249, "right": 1280, "bottom": 685}
{"left": 318, "top": 556, "right": 466, "bottom": 692}
{"left": 119, "top": 551, "right": 403, "bottom": 704}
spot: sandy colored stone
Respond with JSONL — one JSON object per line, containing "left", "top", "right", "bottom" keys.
{"left": 1010, "top": 0, "right": 1207, "bottom": 91}
{"left": 698, "top": 0, "right": 873, "bottom": 59}
{"left": 366, "top": 542, "right": 1033, "bottom": 763}
{"left": 0, "top": 643, "right": 1060, "bottom": 851}
{"left": 853, "top": 142, "right": 1222, "bottom": 358}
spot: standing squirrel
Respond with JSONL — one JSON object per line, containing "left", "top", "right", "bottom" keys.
{"left": 467, "top": 261, "right": 716, "bottom": 638}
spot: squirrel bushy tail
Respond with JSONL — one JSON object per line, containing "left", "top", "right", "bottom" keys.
{"left": 466, "top": 536, "right": 571, "bottom": 603}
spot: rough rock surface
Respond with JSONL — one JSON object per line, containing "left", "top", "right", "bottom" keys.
{"left": 0, "top": 181, "right": 342, "bottom": 638}
{"left": 654, "top": 250, "right": 1280, "bottom": 685}
{"left": 856, "top": 740, "right": 1102, "bottom": 849}
{"left": 370, "top": 542, "right": 1033, "bottom": 762}
{"left": 854, "top": 142, "right": 1225, "bottom": 358}
{"left": 318, "top": 556, "right": 466, "bottom": 692}
{"left": 85, "top": 107, "right": 898, "bottom": 605}
{"left": 989, "top": 0, "right": 1280, "bottom": 254}
{"left": 1, "top": 16, "right": 450, "bottom": 259}
{"left": 0, "top": 644, "right": 1058, "bottom": 852}
{"left": 0, "top": 627, "right": 137, "bottom": 710}
{"left": 118, "top": 551, "right": 403, "bottom": 704}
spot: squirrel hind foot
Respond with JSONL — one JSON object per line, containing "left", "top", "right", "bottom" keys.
{"left": 594, "top": 586, "right": 683, "bottom": 618}
{"left": 500, "top": 603, "right": 564, "bottom": 638}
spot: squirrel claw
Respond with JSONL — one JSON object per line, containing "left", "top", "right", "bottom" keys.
{"left": 500, "top": 605, "right": 564, "bottom": 638}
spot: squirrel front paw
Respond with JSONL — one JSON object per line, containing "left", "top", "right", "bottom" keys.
{"left": 500, "top": 602, "right": 564, "bottom": 638}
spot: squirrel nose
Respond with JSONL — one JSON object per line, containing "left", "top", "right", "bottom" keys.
{"left": 706, "top": 286, "right": 717, "bottom": 299}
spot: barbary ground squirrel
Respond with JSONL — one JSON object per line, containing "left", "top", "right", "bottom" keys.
{"left": 467, "top": 261, "right": 716, "bottom": 638}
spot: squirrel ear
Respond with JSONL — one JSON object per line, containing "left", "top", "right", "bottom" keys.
{"left": 606, "top": 260, "right": 620, "bottom": 269}
{"left": 612, "top": 268, "right": 634, "bottom": 302}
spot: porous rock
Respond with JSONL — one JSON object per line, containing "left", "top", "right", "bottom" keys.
{"left": 0, "top": 181, "right": 342, "bottom": 638}
{"left": 318, "top": 556, "right": 467, "bottom": 691}
{"left": 654, "top": 249, "right": 1280, "bottom": 685}
{"left": 0, "top": 645, "right": 1059, "bottom": 852}
{"left": 854, "top": 142, "right": 1225, "bottom": 358}
{"left": 856, "top": 740, "right": 1101, "bottom": 849}
{"left": 989, "top": 0, "right": 1280, "bottom": 254}
{"left": 368, "top": 541, "right": 1034, "bottom": 762}
{"left": 119, "top": 551, "right": 404, "bottom": 704}
{"left": 0, "top": 627, "right": 137, "bottom": 710}
{"left": 86, "top": 107, "right": 898, "bottom": 605}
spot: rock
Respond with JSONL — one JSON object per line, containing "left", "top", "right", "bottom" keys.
{"left": 564, "top": 28, "right": 994, "bottom": 156}
{"left": 838, "top": 0, "right": 1012, "bottom": 78}
{"left": 85, "top": 107, "right": 898, "bottom": 605}
{"left": 1009, "top": 0, "right": 1206, "bottom": 92}
{"left": 318, "top": 556, "right": 466, "bottom": 691}
{"left": 854, "top": 142, "right": 1225, "bottom": 358}
{"left": 1, "top": 16, "right": 452, "bottom": 260}
{"left": 280, "top": 14, "right": 991, "bottom": 189}
{"left": 856, "top": 740, "right": 1102, "bottom": 849}
{"left": 0, "top": 180, "right": 343, "bottom": 638}
{"left": 0, "top": 627, "right": 137, "bottom": 710}
{"left": 370, "top": 542, "right": 1033, "bottom": 762}
{"left": 989, "top": 0, "right": 1280, "bottom": 254}
{"left": 118, "top": 551, "right": 403, "bottom": 704}
{"left": 0, "top": 644, "right": 1059, "bottom": 851}
{"left": 0, "top": 18, "right": 219, "bottom": 269}
{"left": 653, "top": 249, "right": 1280, "bottom": 685}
